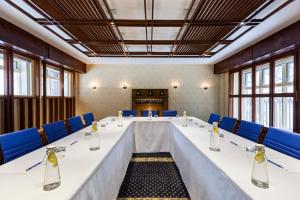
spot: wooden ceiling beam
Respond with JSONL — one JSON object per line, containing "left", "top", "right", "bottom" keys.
{"left": 66, "top": 39, "right": 233, "bottom": 45}
{"left": 36, "top": 19, "right": 262, "bottom": 27}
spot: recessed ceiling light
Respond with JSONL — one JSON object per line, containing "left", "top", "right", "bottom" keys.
{"left": 110, "top": 22, "right": 115, "bottom": 26}
{"left": 240, "top": 22, "right": 245, "bottom": 26}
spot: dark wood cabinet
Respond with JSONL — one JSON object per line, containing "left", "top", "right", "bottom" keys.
{"left": 132, "top": 89, "right": 168, "bottom": 116}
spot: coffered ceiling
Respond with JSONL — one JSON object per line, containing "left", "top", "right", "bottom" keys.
{"left": 6, "top": 0, "right": 294, "bottom": 58}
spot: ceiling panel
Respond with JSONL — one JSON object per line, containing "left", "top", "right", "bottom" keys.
{"left": 127, "top": 45, "right": 147, "bottom": 52}
{"left": 154, "top": 0, "right": 193, "bottom": 20}
{"left": 106, "top": 0, "right": 152, "bottom": 19}
{"left": 119, "top": 27, "right": 146, "bottom": 40}
{"left": 153, "top": 27, "right": 180, "bottom": 40}
{"left": 151, "top": 45, "right": 173, "bottom": 52}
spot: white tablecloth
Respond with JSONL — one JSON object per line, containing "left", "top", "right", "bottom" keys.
{"left": 0, "top": 116, "right": 299, "bottom": 200}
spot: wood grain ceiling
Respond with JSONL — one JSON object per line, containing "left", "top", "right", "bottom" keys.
{"left": 7, "top": 0, "right": 293, "bottom": 58}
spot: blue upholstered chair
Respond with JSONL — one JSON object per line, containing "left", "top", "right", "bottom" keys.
{"left": 236, "top": 120, "right": 263, "bottom": 142}
{"left": 208, "top": 113, "right": 221, "bottom": 124}
{"left": 42, "top": 120, "right": 68, "bottom": 144}
{"left": 219, "top": 116, "right": 237, "bottom": 132}
{"left": 0, "top": 128, "right": 42, "bottom": 163}
{"left": 142, "top": 110, "right": 159, "bottom": 117}
{"left": 163, "top": 110, "right": 177, "bottom": 117}
{"left": 264, "top": 127, "right": 300, "bottom": 159}
{"left": 82, "top": 112, "right": 95, "bottom": 126}
{"left": 68, "top": 116, "right": 84, "bottom": 133}
{"left": 122, "top": 110, "right": 137, "bottom": 117}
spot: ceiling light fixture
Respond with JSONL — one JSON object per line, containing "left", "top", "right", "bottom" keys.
{"left": 110, "top": 22, "right": 115, "bottom": 26}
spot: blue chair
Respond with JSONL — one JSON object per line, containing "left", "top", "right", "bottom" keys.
{"left": 219, "top": 116, "right": 237, "bottom": 132}
{"left": 82, "top": 112, "right": 95, "bottom": 126}
{"left": 122, "top": 110, "right": 137, "bottom": 117}
{"left": 208, "top": 113, "right": 221, "bottom": 124}
{"left": 236, "top": 120, "right": 263, "bottom": 142}
{"left": 68, "top": 116, "right": 84, "bottom": 133}
{"left": 163, "top": 110, "right": 177, "bottom": 117}
{"left": 0, "top": 128, "right": 42, "bottom": 163}
{"left": 142, "top": 110, "right": 159, "bottom": 117}
{"left": 42, "top": 120, "right": 68, "bottom": 144}
{"left": 264, "top": 127, "right": 300, "bottom": 159}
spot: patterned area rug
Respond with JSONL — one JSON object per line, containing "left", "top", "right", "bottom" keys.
{"left": 117, "top": 152, "right": 190, "bottom": 200}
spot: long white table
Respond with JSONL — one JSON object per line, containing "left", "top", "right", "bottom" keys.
{"left": 0, "top": 117, "right": 299, "bottom": 200}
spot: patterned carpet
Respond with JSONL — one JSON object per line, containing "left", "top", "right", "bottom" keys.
{"left": 117, "top": 152, "right": 190, "bottom": 200}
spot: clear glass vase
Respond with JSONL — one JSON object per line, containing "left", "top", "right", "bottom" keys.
{"left": 90, "top": 121, "right": 100, "bottom": 151}
{"left": 251, "top": 144, "right": 269, "bottom": 189}
{"left": 209, "top": 122, "right": 220, "bottom": 151}
{"left": 148, "top": 111, "right": 152, "bottom": 120}
{"left": 43, "top": 145, "right": 61, "bottom": 191}
{"left": 117, "top": 110, "right": 123, "bottom": 127}
{"left": 182, "top": 111, "right": 188, "bottom": 127}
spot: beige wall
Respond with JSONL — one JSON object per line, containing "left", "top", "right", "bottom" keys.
{"left": 76, "top": 64, "right": 228, "bottom": 121}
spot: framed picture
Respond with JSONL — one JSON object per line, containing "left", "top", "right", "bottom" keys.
{"left": 160, "top": 90, "right": 165, "bottom": 96}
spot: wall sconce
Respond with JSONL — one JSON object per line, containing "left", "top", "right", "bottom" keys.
{"left": 122, "top": 84, "right": 128, "bottom": 89}
{"left": 92, "top": 85, "right": 97, "bottom": 90}
{"left": 203, "top": 85, "right": 209, "bottom": 90}
{"left": 173, "top": 84, "right": 178, "bottom": 89}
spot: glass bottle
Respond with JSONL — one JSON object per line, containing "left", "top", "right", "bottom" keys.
{"left": 90, "top": 121, "right": 100, "bottom": 151}
{"left": 209, "top": 122, "right": 220, "bottom": 151}
{"left": 43, "top": 145, "right": 61, "bottom": 191}
{"left": 148, "top": 110, "right": 152, "bottom": 120}
{"left": 117, "top": 110, "right": 123, "bottom": 127}
{"left": 251, "top": 144, "right": 269, "bottom": 189}
{"left": 182, "top": 111, "right": 188, "bottom": 127}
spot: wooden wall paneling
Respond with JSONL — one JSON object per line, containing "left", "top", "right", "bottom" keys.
{"left": 49, "top": 98, "right": 53, "bottom": 122}
{"left": 54, "top": 98, "right": 58, "bottom": 121}
{"left": 19, "top": 98, "right": 25, "bottom": 130}
{"left": 295, "top": 50, "right": 300, "bottom": 132}
{"left": 3, "top": 49, "right": 14, "bottom": 133}
{"left": 60, "top": 68, "right": 64, "bottom": 120}
{"left": 42, "top": 61, "right": 47, "bottom": 124}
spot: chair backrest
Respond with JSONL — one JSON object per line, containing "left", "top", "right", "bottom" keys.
{"left": 208, "top": 113, "right": 221, "bottom": 124}
{"left": 42, "top": 120, "right": 68, "bottom": 144}
{"left": 82, "top": 112, "right": 95, "bottom": 126}
{"left": 236, "top": 120, "right": 263, "bottom": 142}
{"left": 142, "top": 110, "right": 159, "bottom": 117}
{"left": 68, "top": 116, "right": 84, "bottom": 133}
{"left": 122, "top": 110, "right": 137, "bottom": 117}
{"left": 219, "top": 116, "right": 237, "bottom": 132}
{"left": 264, "top": 127, "right": 300, "bottom": 159}
{"left": 0, "top": 128, "right": 42, "bottom": 163}
{"left": 163, "top": 110, "right": 177, "bottom": 117}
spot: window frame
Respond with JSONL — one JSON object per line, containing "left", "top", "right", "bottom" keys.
{"left": 228, "top": 53, "right": 297, "bottom": 131}
{"left": 12, "top": 54, "right": 34, "bottom": 97}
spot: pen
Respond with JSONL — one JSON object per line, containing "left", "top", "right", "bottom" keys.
{"left": 26, "top": 161, "right": 43, "bottom": 172}
{"left": 70, "top": 140, "right": 78, "bottom": 145}
{"left": 267, "top": 159, "right": 284, "bottom": 169}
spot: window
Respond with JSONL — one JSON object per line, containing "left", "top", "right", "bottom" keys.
{"left": 242, "top": 68, "right": 252, "bottom": 94}
{"left": 46, "top": 67, "right": 60, "bottom": 96}
{"left": 229, "top": 55, "right": 296, "bottom": 131}
{"left": 274, "top": 97, "right": 293, "bottom": 131}
{"left": 241, "top": 98, "right": 252, "bottom": 121}
{"left": 13, "top": 56, "right": 32, "bottom": 96}
{"left": 231, "top": 98, "right": 239, "bottom": 119}
{"left": 256, "top": 64, "right": 270, "bottom": 94}
{"left": 230, "top": 72, "right": 239, "bottom": 95}
{"left": 0, "top": 52, "right": 4, "bottom": 95}
{"left": 274, "top": 56, "right": 294, "bottom": 93}
{"left": 256, "top": 98, "right": 269, "bottom": 126}
{"left": 64, "top": 71, "right": 72, "bottom": 97}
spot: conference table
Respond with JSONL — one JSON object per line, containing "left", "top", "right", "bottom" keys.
{"left": 0, "top": 116, "right": 299, "bottom": 200}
